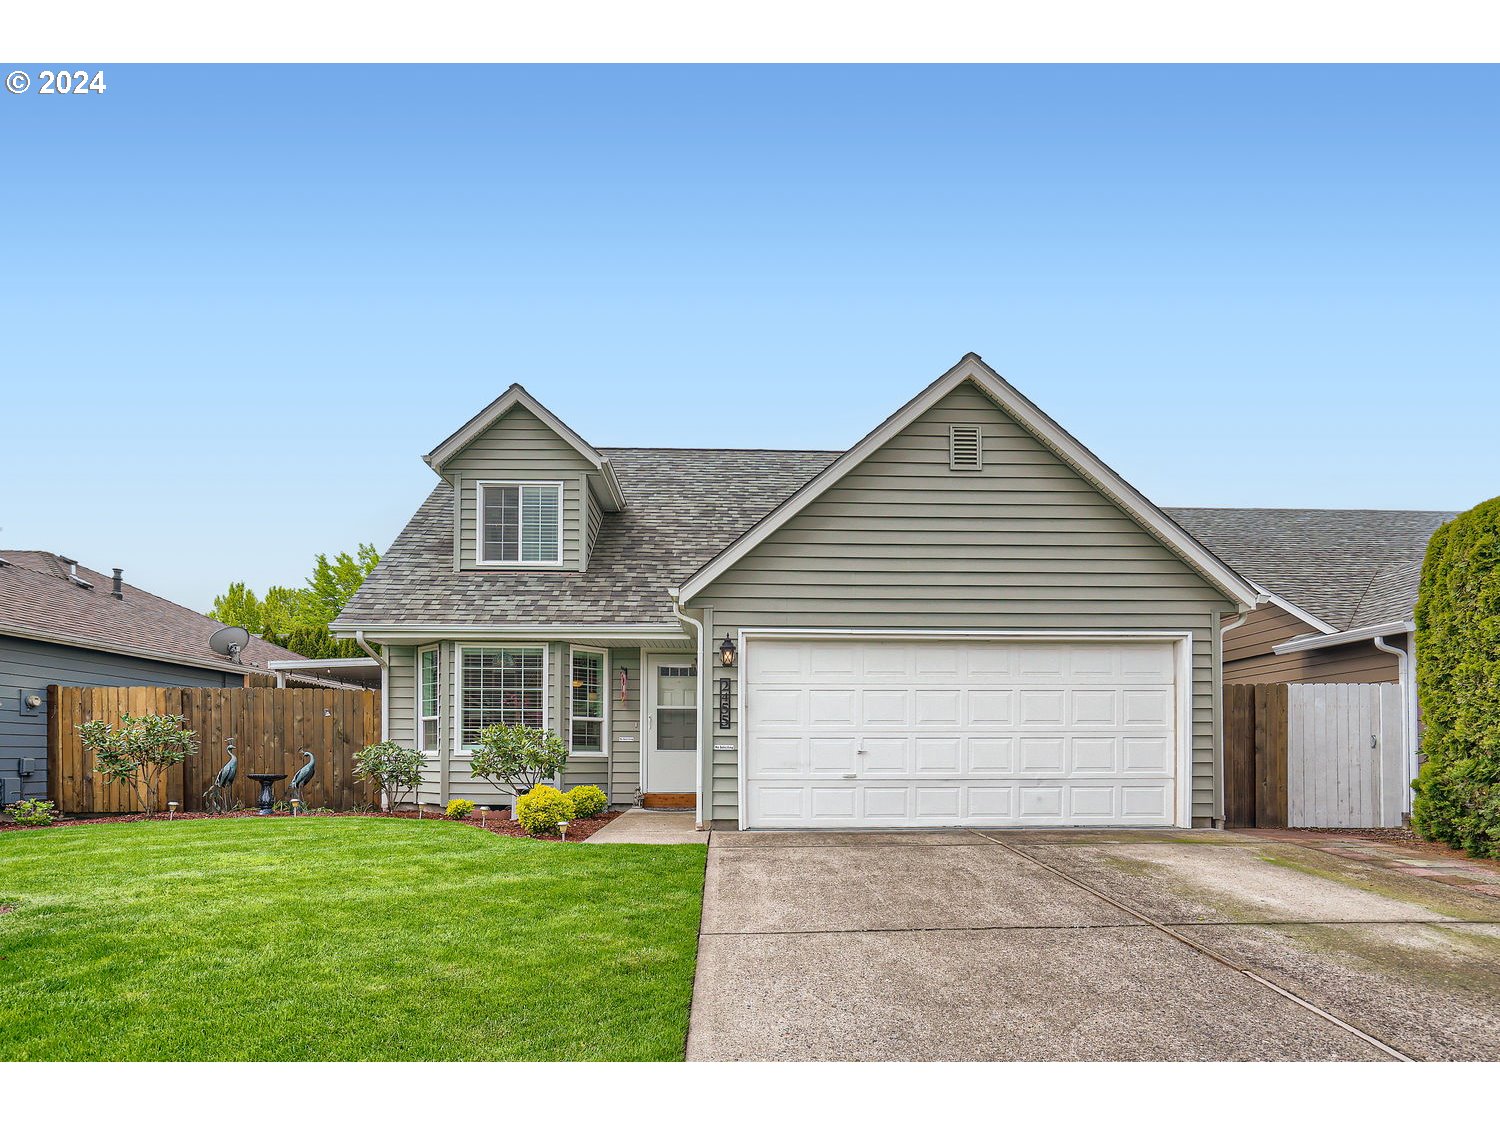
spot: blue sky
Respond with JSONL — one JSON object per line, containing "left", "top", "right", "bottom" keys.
{"left": 1, "top": 65, "right": 1494, "bottom": 611}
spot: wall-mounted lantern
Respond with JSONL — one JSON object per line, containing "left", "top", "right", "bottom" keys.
{"left": 718, "top": 634, "right": 737, "bottom": 668}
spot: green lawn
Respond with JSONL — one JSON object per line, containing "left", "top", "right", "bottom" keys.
{"left": 0, "top": 817, "right": 706, "bottom": 1060}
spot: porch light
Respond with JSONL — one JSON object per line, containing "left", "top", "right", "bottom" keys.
{"left": 718, "top": 634, "right": 737, "bottom": 667}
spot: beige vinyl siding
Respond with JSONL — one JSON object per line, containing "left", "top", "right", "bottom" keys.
{"left": 694, "top": 380, "right": 1236, "bottom": 825}
{"left": 443, "top": 405, "right": 592, "bottom": 572}
{"left": 1223, "top": 605, "right": 1401, "bottom": 685}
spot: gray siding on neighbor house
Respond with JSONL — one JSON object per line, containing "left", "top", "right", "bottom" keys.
{"left": 0, "top": 634, "right": 243, "bottom": 806}
{"left": 691, "top": 380, "right": 1236, "bottom": 826}
{"left": 387, "top": 640, "right": 641, "bottom": 809}
{"left": 444, "top": 405, "right": 593, "bottom": 572}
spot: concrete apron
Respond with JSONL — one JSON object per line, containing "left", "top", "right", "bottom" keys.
{"left": 688, "top": 828, "right": 1500, "bottom": 1061}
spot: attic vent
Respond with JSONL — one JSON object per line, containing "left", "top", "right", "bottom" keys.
{"left": 949, "top": 425, "right": 982, "bottom": 470}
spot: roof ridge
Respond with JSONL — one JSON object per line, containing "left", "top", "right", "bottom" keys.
{"left": 600, "top": 446, "right": 845, "bottom": 454}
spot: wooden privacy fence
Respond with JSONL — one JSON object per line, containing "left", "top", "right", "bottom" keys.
{"left": 48, "top": 686, "right": 382, "bottom": 814}
{"left": 1287, "top": 683, "right": 1405, "bottom": 829}
{"left": 1223, "top": 683, "right": 1288, "bottom": 829}
{"left": 1223, "top": 682, "right": 1406, "bottom": 829}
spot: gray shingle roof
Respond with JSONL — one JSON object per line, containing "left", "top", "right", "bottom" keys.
{"left": 335, "top": 448, "right": 841, "bottom": 627}
{"left": 0, "top": 550, "right": 306, "bottom": 673}
{"left": 337, "top": 441, "right": 1455, "bottom": 636}
{"left": 1164, "top": 508, "right": 1454, "bottom": 631}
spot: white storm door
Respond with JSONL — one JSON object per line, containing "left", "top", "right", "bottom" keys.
{"left": 645, "top": 654, "right": 698, "bottom": 793}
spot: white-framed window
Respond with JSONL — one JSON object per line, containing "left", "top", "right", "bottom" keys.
{"left": 569, "top": 647, "right": 607, "bottom": 756}
{"left": 456, "top": 645, "right": 547, "bottom": 754}
{"left": 417, "top": 645, "right": 440, "bottom": 756}
{"left": 477, "top": 481, "right": 563, "bottom": 566}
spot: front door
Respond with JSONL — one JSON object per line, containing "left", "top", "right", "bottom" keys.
{"left": 645, "top": 654, "right": 698, "bottom": 795}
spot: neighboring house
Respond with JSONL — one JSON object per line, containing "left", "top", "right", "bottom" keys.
{"left": 335, "top": 353, "right": 1276, "bottom": 830}
{"left": 0, "top": 551, "right": 312, "bottom": 805}
{"left": 1164, "top": 508, "right": 1452, "bottom": 687}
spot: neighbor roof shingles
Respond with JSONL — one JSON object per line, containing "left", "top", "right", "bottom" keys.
{"left": 335, "top": 448, "right": 841, "bottom": 627}
{"left": 0, "top": 551, "right": 306, "bottom": 673}
{"left": 1164, "top": 508, "right": 1453, "bottom": 632}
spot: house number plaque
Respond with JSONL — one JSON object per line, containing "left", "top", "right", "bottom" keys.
{"left": 718, "top": 677, "right": 731, "bottom": 729}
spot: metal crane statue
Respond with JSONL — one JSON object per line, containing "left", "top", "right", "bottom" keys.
{"left": 204, "top": 737, "right": 238, "bottom": 814}
{"left": 289, "top": 750, "right": 316, "bottom": 811}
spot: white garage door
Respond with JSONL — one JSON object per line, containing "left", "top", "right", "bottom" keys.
{"left": 743, "top": 637, "right": 1181, "bottom": 829}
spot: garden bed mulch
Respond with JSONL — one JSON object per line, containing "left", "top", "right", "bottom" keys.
{"left": 0, "top": 808, "right": 624, "bottom": 842}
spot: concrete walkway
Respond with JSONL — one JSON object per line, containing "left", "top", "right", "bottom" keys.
{"left": 688, "top": 828, "right": 1500, "bottom": 1060}
{"left": 585, "top": 808, "right": 704, "bottom": 844}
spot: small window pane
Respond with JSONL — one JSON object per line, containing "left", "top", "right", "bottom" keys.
{"left": 419, "top": 649, "right": 439, "bottom": 718}
{"left": 482, "top": 486, "right": 520, "bottom": 562}
{"left": 570, "top": 720, "right": 602, "bottom": 754}
{"left": 657, "top": 709, "right": 696, "bottom": 752}
{"left": 521, "top": 485, "right": 560, "bottom": 563}
{"left": 572, "top": 651, "right": 602, "bottom": 719}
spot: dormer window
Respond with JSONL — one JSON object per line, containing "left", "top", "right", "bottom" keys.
{"left": 479, "top": 481, "right": 562, "bottom": 565}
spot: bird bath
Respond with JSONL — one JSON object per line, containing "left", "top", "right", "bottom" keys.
{"left": 247, "top": 773, "right": 287, "bottom": 815}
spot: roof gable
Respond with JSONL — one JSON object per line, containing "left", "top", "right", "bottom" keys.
{"left": 424, "top": 384, "right": 626, "bottom": 510}
{"left": 676, "top": 354, "right": 1260, "bottom": 608}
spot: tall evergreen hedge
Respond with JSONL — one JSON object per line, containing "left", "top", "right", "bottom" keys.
{"left": 1412, "top": 496, "right": 1500, "bottom": 857}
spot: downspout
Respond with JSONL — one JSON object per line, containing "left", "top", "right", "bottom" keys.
{"left": 355, "top": 630, "right": 390, "bottom": 741}
{"left": 1372, "top": 633, "right": 1416, "bottom": 818}
{"left": 1215, "top": 609, "right": 1252, "bottom": 827}
{"left": 667, "top": 589, "right": 706, "bottom": 830}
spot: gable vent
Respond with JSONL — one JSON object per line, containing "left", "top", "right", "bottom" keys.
{"left": 949, "top": 425, "right": 982, "bottom": 470}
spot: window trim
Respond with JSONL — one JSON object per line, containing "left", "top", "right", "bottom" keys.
{"left": 416, "top": 644, "right": 440, "bottom": 758}
{"left": 475, "top": 479, "right": 566, "bottom": 568}
{"left": 453, "top": 643, "right": 550, "bottom": 757}
{"left": 567, "top": 645, "right": 609, "bottom": 758}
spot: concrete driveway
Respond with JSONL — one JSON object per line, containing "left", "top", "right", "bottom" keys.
{"left": 687, "top": 828, "right": 1500, "bottom": 1060}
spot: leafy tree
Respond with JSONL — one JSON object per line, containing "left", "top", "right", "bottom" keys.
{"left": 352, "top": 740, "right": 425, "bottom": 811}
{"left": 209, "top": 544, "right": 380, "bottom": 659}
{"left": 78, "top": 713, "right": 199, "bottom": 817}
{"left": 469, "top": 724, "right": 569, "bottom": 801}
{"left": 1412, "top": 497, "right": 1500, "bottom": 857}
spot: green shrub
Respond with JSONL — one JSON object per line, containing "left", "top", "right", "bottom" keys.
{"left": 515, "top": 784, "right": 574, "bottom": 836}
{"left": 77, "top": 712, "right": 198, "bottom": 818}
{"left": 1412, "top": 496, "right": 1500, "bottom": 857}
{"left": 7, "top": 799, "right": 57, "bottom": 827}
{"left": 446, "top": 798, "right": 476, "bottom": 821}
{"left": 566, "top": 785, "right": 607, "bottom": 819}
{"left": 469, "top": 723, "right": 568, "bottom": 799}
{"left": 352, "top": 740, "right": 425, "bottom": 811}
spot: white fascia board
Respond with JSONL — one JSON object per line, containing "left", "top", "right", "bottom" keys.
{"left": 1252, "top": 583, "right": 1339, "bottom": 635}
{"left": 265, "top": 657, "right": 381, "bottom": 671}
{"left": 329, "top": 623, "right": 688, "bottom": 644}
{"left": 423, "top": 384, "right": 626, "bottom": 511}
{"left": 1272, "top": 620, "right": 1414, "bottom": 655}
{"left": 678, "top": 354, "right": 1261, "bottom": 609}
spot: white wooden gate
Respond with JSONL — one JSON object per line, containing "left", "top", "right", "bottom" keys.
{"left": 1287, "top": 683, "right": 1406, "bottom": 828}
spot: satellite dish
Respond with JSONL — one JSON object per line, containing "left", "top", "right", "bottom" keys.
{"left": 209, "top": 625, "right": 251, "bottom": 664}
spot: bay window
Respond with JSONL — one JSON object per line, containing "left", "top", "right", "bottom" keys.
{"left": 459, "top": 646, "right": 546, "bottom": 753}
{"left": 570, "top": 648, "right": 606, "bottom": 755}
